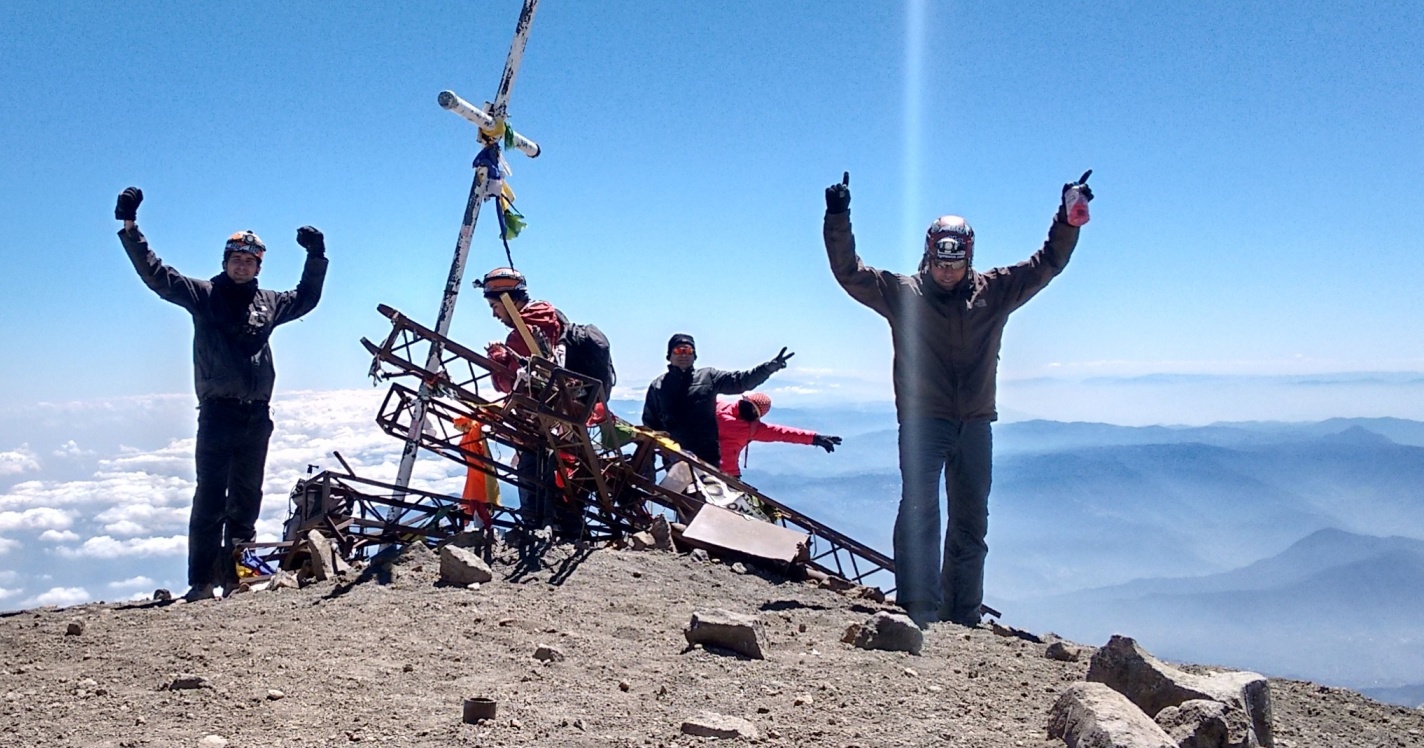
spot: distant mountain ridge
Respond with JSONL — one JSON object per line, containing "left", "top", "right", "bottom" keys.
{"left": 1009, "top": 529, "right": 1424, "bottom": 693}
{"left": 739, "top": 418, "right": 1424, "bottom": 702}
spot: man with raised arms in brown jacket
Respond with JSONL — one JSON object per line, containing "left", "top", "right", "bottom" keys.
{"left": 822, "top": 171, "right": 1092, "bottom": 627}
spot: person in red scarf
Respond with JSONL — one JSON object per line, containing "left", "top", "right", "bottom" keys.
{"left": 475, "top": 267, "right": 580, "bottom": 538}
{"left": 716, "top": 392, "right": 841, "bottom": 478}
{"left": 479, "top": 267, "right": 566, "bottom": 393}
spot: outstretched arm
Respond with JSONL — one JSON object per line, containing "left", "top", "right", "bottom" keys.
{"left": 712, "top": 346, "right": 794, "bottom": 395}
{"left": 114, "top": 187, "right": 205, "bottom": 313}
{"left": 990, "top": 174, "right": 1093, "bottom": 313}
{"left": 750, "top": 421, "right": 818, "bottom": 446}
{"left": 272, "top": 226, "right": 329, "bottom": 326}
{"left": 823, "top": 173, "right": 899, "bottom": 320}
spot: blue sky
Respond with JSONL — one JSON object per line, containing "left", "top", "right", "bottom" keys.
{"left": 2, "top": 0, "right": 1421, "bottom": 412}
{"left": 2, "top": 0, "right": 1423, "bottom": 609}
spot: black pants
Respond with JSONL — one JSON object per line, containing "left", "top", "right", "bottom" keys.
{"left": 515, "top": 448, "right": 584, "bottom": 540}
{"left": 189, "top": 398, "right": 273, "bottom": 587}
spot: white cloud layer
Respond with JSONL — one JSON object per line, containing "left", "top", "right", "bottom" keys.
{"left": 0, "top": 445, "right": 40, "bottom": 476}
{"left": 24, "top": 586, "right": 89, "bottom": 608}
{"left": 108, "top": 575, "right": 156, "bottom": 590}
{"left": 0, "top": 537, "right": 18, "bottom": 555}
{"left": 0, "top": 587, "right": 21, "bottom": 600}
{"left": 0, "top": 507, "right": 74, "bottom": 532}
{"left": 55, "top": 535, "right": 187, "bottom": 559}
{"left": 39, "top": 529, "right": 79, "bottom": 542}
{"left": 52, "top": 440, "right": 94, "bottom": 458}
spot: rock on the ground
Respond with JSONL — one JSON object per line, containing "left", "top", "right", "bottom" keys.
{"left": 306, "top": 529, "right": 337, "bottom": 581}
{"left": 151, "top": 588, "right": 172, "bottom": 602}
{"left": 439, "top": 545, "right": 493, "bottom": 586}
{"left": 628, "top": 531, "right": 657, "bottom": 551}
{"left": 689, "top": 548, "right": 710, "bottom": 563}
{"left": 681, "top": 711, "right": 759, "bottom": 739}
{"left": 1047, "top": 641, "right": 1082, "bottom": 662}
{"left": 1156, "top": 698, "right": 1256, "bottom": 748}
{"left": 684, "top": 609, "right": 767, "bottom": 659}
{"left": 534, "top": 645, "right": 566, "bottom": 663}
{"left": 1087, "top": 635, "right": 1273, "bottom": 747}
{"left": 269, "top": 569, "right": 300, "bottom": 590}
{"left": 198, "top": 736, "right": 228, "bottom": 748}
{"left": 1048, "top": 681, "right": 1176, "bottom": 748}
{"left": 846, "top": 611, "right": 923, "bottom": 656}
{"left": 649, "top": 515, "right": 674, "bottom": 550}
{"left": 381, "top": 541, "right": 439, "bottom": 584}
{"left": 168, "top": 674, "right": 210, "bottom": 690}
{"left": 65, "top": 620, "right": 84, "bottom": 636}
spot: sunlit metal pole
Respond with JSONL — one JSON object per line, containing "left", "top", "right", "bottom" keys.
{"left": 392, "top": 0, "right": 542, "bottom": 499}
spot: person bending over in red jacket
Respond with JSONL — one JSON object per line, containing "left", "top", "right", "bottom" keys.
{"left": 716, "top": 392, "right": 841, "bottom": 478}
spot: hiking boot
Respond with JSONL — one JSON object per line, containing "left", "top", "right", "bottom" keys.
{"left": 181, "top": 584, "right": 216, "bottom": 603}
{"left": 903, "top": 606, "right": 937, "bottom": 630}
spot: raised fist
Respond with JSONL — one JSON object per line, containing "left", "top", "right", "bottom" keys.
{"left": 115, "top": 187, "right": 143, "bottom": 221}
{"left": 296, "top": 226, "right": 325, "bottom": 253}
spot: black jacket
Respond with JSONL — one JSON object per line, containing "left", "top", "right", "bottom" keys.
{"left": 120, "top": 226, "right": 327, "bottom": 402}
{"left": 642, "top": 363, "right": 778, "bottom": 465}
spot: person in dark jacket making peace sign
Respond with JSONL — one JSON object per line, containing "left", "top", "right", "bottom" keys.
{"left": 642, "top": 334, "right": 793, "bottom": 467}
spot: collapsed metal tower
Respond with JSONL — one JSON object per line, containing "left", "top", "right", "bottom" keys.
{"left": 273, "top": 303, "right": 895, "bottom": 592}
{"left": 262, "top": 1, "right": 895, "bottom": 595}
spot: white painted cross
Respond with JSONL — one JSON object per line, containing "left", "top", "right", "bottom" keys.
{"left": 392, "top": 0, "right": 543, "bottom": 498}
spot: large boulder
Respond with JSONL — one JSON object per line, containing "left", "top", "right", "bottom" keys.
{"left": 1155, "top": 699, "right": 1255, "bottom": 748}
{"left": 680, "top": 712, "right": 759, "bottom": 740}
{"left": 1087, "top": 635, "right": 1272, "bottom": 748}
{"left": 684, "top": 610, "right": 767, "bottom": 659}
{"left": 439, "top": 545, "right": 493, "bottom": 586}
{"left": 305, "top": 530, "right": 337, "bottom": 581}
{"left": 844, "top": 611, "right": 924, "bottom": 656}
{"left": 1047, "top": 682, "right": 1176, "bottom": 748}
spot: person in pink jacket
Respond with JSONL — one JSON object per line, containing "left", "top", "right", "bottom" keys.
{"left": 716, "top": 392, "right": 842, "bottom": 477}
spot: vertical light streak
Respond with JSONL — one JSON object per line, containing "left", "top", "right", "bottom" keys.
{"left": 902, "top": 0, "right": 928, "bottom": 265}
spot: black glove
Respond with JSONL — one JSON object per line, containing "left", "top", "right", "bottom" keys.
{"left": 767, "top": 347, "right": 795, "bottom": 372}
{"left": 812, "top": 434, "right": 842, "bottom": 453}
{"left": 115, "top": 187, "right": 143, "bottom": 221}
{"left": 296, "top": 226, "right": 325, "bottom": 254}
{"left": 825, "top": 171, "right": 851, "bottom": 214}
{"left": 1061, "top": 169, "right": 1094, "bottom": 205}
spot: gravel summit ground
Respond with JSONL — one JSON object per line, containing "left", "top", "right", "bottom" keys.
{"left": 3, "top": 539, "right": 1423, "bottom": 748}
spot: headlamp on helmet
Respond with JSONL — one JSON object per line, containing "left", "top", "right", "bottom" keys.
{"left": 474, "top": 267, "right": 527, "bottom": 297}
{"left": 223, "top": 230, "right": 266, "bottom": 264}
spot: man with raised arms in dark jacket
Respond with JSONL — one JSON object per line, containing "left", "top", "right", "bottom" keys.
{"left": 642, "top": 334, "right": 794, "bottom": 467}
{"left": 822, "top": 171, "right": 1092, "bottom": 628}
{"left": 114, "top": 187, "right": 328, "bottom": 602}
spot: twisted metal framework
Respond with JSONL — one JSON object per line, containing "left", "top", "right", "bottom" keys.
{"left": 344, "top": 305, "right": 895, "bottom": 589}
{"left": 287, "top": 471, "right": 494, "bottom": 551}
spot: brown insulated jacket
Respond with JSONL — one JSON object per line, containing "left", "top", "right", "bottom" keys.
{"left": 824, "top": 210, "right": 1078, "bottom": 422}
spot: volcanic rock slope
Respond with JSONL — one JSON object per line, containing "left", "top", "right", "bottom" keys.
{"left": 2, "top": 542, "right": 1422, "bottom": 747}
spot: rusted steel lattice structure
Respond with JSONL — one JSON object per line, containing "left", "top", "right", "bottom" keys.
{"left": 331, "top": 305, "right": 896, "bottom": 591}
